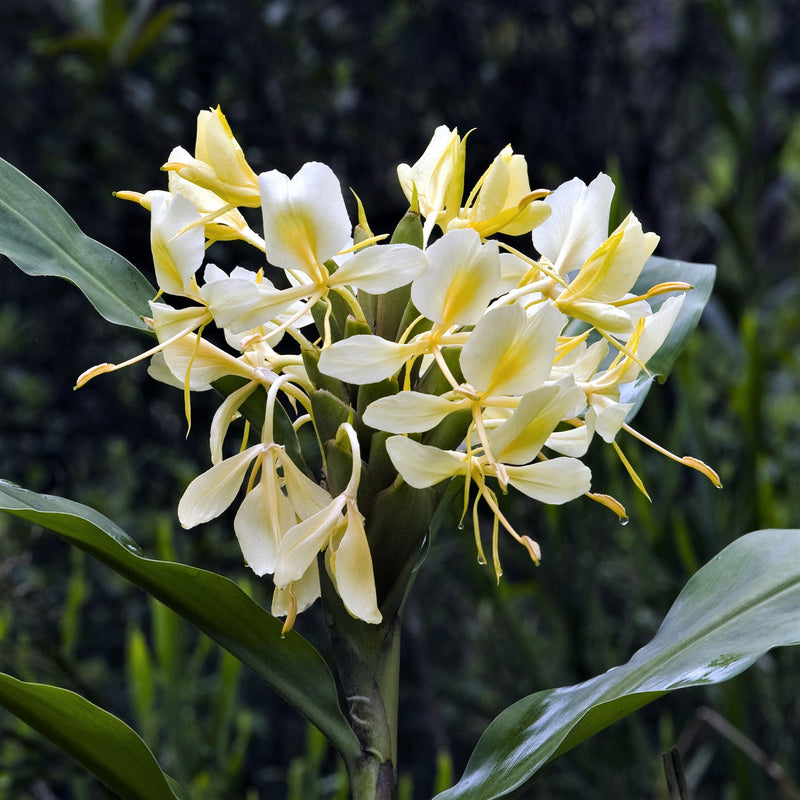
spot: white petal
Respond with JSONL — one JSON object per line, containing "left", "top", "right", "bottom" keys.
{"left": 259, "top": 162, "right": 351, "bottom": 274}
{"left": 330, "top": 243, "right": 427, "bottom": 293}
{"left": 385, "top": 436, "right": 467, "bottom": 488}
{"left": 271, "top": 562, "right": 321, "bottom": 617}
{"left": 460, "top": 302, "right": 563, "bottom": 396}
{"left": 532, "top": 173, "right": 615, "bottom": 275}
{"left": 233, "top": 471, "right": 291, "bottom": 576}
{"left": 274, "top": 497, "right": 346, "bottom": 587}
{"left": 281, "top": 454, "right": 332, "bottom": 519}
{"left": 318, "top": 335, "right": 418, "bottom": 384}
{"left": 411, "top": 229, "right": 500, "bottom": 325}
{"left": 363, "top": 392, "right": 459, "bottom": 433}
{"left": 505, "top": 458, "right": 592, "bottom": 503}
{"left": 566, "top": 214, "right": 658, "bottom": 303}
{"left": 329, "top": 507, "right": 381, "bottom": 623}
{"left": 177, "top": 445, "right": 261, "bottom": 527}
{"left": 201, "top": 275, "right": 306, "bottom": 334}
{"left": 150, "top": 192, "right": 205, "bottom": 298}
{"left": 488, "top": 380, "right": 585, "bottom": 465}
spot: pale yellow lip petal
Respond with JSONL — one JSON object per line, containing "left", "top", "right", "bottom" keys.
{"left": 460, "top": 302, "right": 563, "bottom": 397}
{"left": 411, "top": 229, "right": 500, "bottom": 326}
{"left": 566, "top": 214, "right": 659, "bottom": 303}
{"left": 504, "top": 458, "right": 592, "bottom": 504}
{"left": 258, "top": 162, "right": 351, "bottom": 274}
{"left": 488, "top": 380, "right": 585, "bottom": 466}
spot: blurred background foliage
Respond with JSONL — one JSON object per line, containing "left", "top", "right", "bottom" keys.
{"left": 1, "top": 0, "right": 800, "bottom": 797}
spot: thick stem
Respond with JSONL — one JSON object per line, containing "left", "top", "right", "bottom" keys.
{"left": 320, "top": 565, "right": 402, "bottom": 800}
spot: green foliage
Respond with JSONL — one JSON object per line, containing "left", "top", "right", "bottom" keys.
{"left": 0, "top": 479, "right": 361, "bottom": 766}
{"left": 2, "top": 0, "right": 800, "bottom": 797}
{"left": 0, "top": 673, "right": 181, "bottom": 800}
{"left": 436, "top": 529, "right": 800, "bottom": 799}
{"left": 0, "top": 156, "right": 155, "bottom": 329}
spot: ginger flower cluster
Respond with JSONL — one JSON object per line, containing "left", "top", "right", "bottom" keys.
{"left": 79, "top": 108, "right": 719, "bottom": 631}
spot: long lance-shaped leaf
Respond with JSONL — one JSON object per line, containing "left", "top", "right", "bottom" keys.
{"left": 0, "top": 156, "right": 155, "bottom": 329}
{"left": 0, "top": 479, "right": 362, "bottom": 764}
{"left": 435, "top": 529, "right": 800, "bottom": 800}
{"left": 0, "top": 673, "right": 184, "bottom": 800}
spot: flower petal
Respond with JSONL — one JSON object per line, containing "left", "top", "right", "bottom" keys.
{"left": 505, "top": 458, "right": 592, "bottom": 503}
{"left": 318, "top": 335, "right": 419, "bottom": 384}
{"left": 411, "top": 229, "right": 500, "bottom": 325}
{"left": 330, "top": 243, "right": 427, "bottom": 293}
{"left": 233, "top": 468, "right": 292, "bottom": 576}
{"left": 363, "top": 391, "right": 460, "bottom": 433}
{"left": 274, "top": 496, "right": 346, "bottom": 587}
{"left": 259, "top": 162, "right": 351, "bottom": 274}
{"left": 532, "top": 173, "right": 615, "bottom": 276}
{"left": 150, "top": 192, "right": 205, "bottom": 298}
{"left": 177, "top": 445, "right": 262, "bottom": 527}
{"left": 385, "top": 436, "right": 467, "bottom": 488}
{"left": 461, "top": 302, "right": 563, "bottom": 396}
{"left": 329, "top": 506, "right": 382, "bottom": 624}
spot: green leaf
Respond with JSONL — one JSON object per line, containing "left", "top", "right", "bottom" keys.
{"left": 0, "top": 156, "right": 155, "bottom": 329}
{"left": 0, "top": 479, "right": 362, "bottom": 763}
{"left": 0, "top": 672, "right": 180, "bottom": 800}
{"left": 623, "top": 256, "right": 716, "bottom": 417}
{"left": 435, "top": 529, "right": 800, "bottom": 800}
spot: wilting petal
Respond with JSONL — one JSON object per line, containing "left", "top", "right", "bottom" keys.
{"left": 318, "top": 335, "right": 419, "bottom": 384}
{"left": 411, "top": 229, "right": 500, "bottom": 325}
{"left": 385, "top": 436, "right": 467, "bottom": 488}
{"left": 210, "top": 381, "right": 259, "bottom": 464}
{"left": 272, "top": 561, "right": 321, "bottom": 618}
{"left": 504, "top": 458, "right": 592, "bottom": 503}
{"left": 178, "top": 445, "right": 262, "bottom": 527}
{"left": 281, "top": 454, "right": 332, "bottom": 519}
{"left": 329, "top": 507, "right": 382, "bottom": 623}
{"left": 363, "top": 391, "right": 460, "bottom": 433}
{"left": 259, "top": 162, "right": 351, "bottom": 275}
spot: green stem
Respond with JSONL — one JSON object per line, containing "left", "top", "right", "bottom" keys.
{"left": 320, "top": 566, "right": 401, "bottom": 800}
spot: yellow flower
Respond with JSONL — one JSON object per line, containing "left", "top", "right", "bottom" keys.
{"left": 447, "top": 145, "right": 551, "bottom": 238}
{"left": 397, "top": 125, "right": 465, "bottom": 245}
{"left": 162, "top": 106, "right": 260, "bottom": 208}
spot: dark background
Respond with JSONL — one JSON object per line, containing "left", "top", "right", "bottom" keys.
{"left": 2, "top": 1, "right": 800, "bottom": 798}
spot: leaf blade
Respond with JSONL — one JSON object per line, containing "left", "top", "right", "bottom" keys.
{"left": 0, "top": 673, "right": 180, "bottom": 800}
{"left": 0, "top": 479, "right": 361, "bottom": 763}
{"left": 0, "top": 156, "right": 155, "bottom": 329}
{"left": 436, "top": 529, "right": 800, "bottom": 800}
